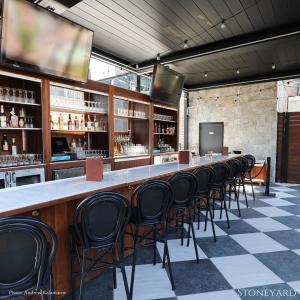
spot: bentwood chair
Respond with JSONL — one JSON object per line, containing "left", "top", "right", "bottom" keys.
{"left": 0, "top": 217, "right": 57, "bottom": 300}
{"left": 192, "top": 166, "right": 217, "bottom": 241}
{"left": 70, "top": 192, "right": 131, "bottom": 300}
{"left": 168, "top": 171, "right": 199, "bottom": 263}
{"left": 235, "top": 156, "right": 250, "bottom": 207}
{"left": 244, "top": 154, "right": 256, "bottom": 201}
{"left": 226, "top": 159, "right": 243, "bottom": 216}
{"left": 127, "top": 180, "right": 175, "bottom": 299}
{"left": 211, "top": 162, "right": 230, "bottom": 228}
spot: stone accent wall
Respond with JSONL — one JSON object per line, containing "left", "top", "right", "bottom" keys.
{"left": 188, "top": 82, "right": 277, "bottom": 180}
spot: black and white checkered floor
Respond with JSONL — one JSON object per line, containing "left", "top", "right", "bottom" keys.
{"left": 78, "top": 183, "right": 300, "bottom": 300}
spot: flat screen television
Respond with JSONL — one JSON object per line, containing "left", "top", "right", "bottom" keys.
{"left": 1, "top": 0, "right": 94, "bottom": 82}
{"left": 150, "top": 64, "right": 185, "bottom": 105}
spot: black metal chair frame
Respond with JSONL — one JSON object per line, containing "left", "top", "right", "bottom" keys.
{"left": 70, "top": 192, "right": 131, "bottom": 300}
{"left": 235, "top": 156, "right": 250, "bottom": 208}
{"left": 0, "top": 217, "right": 57, "bottom": 300}
{"left": 244, "top": 154, "right": 256, "bottom": 201}
{"left": 126, "top": 180, "right": 175, "bottom": 299}
{"left": 226, "top": 159, "right": 243, "bottom": 216}
{"left": 192, "top": 166, "right": 217, "bottom": 242}
{"left": 210, "top": 163, "right": 231, "bottom": 229}
{"left": 167, "top": 171, "right": 199, "bottom": 263}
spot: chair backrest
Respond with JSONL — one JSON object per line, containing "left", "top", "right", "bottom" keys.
{"left": 226, "top": 159, "right": 242, "bottom": 180}
{"left": 168, "top": 171, "right": 198, "bottom": 208}
{"left": 131, "top": 180, "right": 172, "bottom": 225}
{"left": 74, "top": 192, "right": 130, "bottom": 249}
{"left": 244, "top": 154, "right": 256, "bottom": 172}
{"left": 192, "top": 166, "right": 216, "bottom": 196}
{"left": 235, "top": 156, "right": 249, "bottom": 174}
{"left": 0, "top": 217, "right": 57, "bottom": 297}
{"left": 212, "top": 162, "right": 230, "bottom": 187}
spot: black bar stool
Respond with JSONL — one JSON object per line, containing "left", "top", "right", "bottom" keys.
{"left": 244, "top": 154, "right": 256, "bottom": 201}
{"left": 236, "top": 156, "right": 250, "bottom": 207}
{"left": 70, "top": 192, "right": 131, "bottom": 300}
{"left": 226, "top": 159, "right": 243, "bottom": 216}
{"left": 211, "top": 162, "right": 230, "bottom": 228}
{"left": 127, "top": 180, "right": 175, "bottom": 299}
{"left": 0, "top": 216, "right": 57, "bottom": 300}
{"left": 168, "top": 171, "right": 199, "bottom": 263}
{"left": 192, "top": 166, "right": 217, "bottom": 242}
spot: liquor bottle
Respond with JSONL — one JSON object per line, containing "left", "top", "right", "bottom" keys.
{"left": 2, "top": 134, "right": 9, "bottom": 151}
{"left": 154, "top": 122, "right": 158, "bottom": 133}
{"left": 68, "top": 114, "right": 72, "bottom": 131}
{"left": 11, "top": 138, "right": 17, "bottom": 155}
{"left": 94, "top": 115, "right": 99, "bottom": 131}
{"left": 10, "top": 107, "right": 19, "bottom": 128}
{"left": 74, "top": 116, "right": 79, "bottom": 130}
{"left": 71, "top": 138, "right": 77, "bottom": 152}
{"left": 158, "top": 123, "right": 161, "bottom": 133}
{"left": 87, "top": 115, "right": 92, "bottom": 131}
{"left": 18, "top": 108, "right": 25, "bottom": 128}
{"left": 50, "top": 114, "right": 54, "bottom": 130}
{"left": 161, "top": 125, "right": 165, "bottom": 134}
{"left": 0, "top": 105, "right": 7, "bottom": 128}
{"left": 80, "top": 115, "right": 85, "bottom": 130}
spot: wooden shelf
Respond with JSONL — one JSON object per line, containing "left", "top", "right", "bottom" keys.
{"left": 50, "top": 105, "right": 107, "bottom": 115}
{"left": 114, "top": 115, "right": 148, "bottom": 120}
{"left": 0, "top": 127, "right": 42, "bottom": 131}
{"left": 0, "top": 99, "right": 40, "bottom": 107}
{"left": 153, "top": 133, "right": 176, "bottom": 135}
{"left": 153, "top": 119, "right": 176, "bottom": 123}
{"left": 51, "top": 129, "right": 108, "bottom": 134}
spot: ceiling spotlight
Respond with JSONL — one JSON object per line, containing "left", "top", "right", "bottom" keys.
{"left": 135, "top": 64, "right": 139, "bottom": 69}
{"left": 204, "top": 72, "right": 208, "bottom": 77}
{"left": 236, "top": 68, "right": 240, "bottom": 75}
{"left": 176, "top": 74, "right": 179, "bottom": 79}
{"left": 183, "top": 40, "right": 188, "bottom": 48}
{"left": 156, "top": 53, "right": 160, "bottom": 61}
{"left": 272, "top": 63, "right": 276, "bottom": 70}
{"left": 220, "top": 20, "right": 226, "bottom": 29}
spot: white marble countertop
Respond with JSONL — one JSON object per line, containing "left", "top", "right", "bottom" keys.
{"left": 0, "top": 155, "right": 234, "bottom": 216}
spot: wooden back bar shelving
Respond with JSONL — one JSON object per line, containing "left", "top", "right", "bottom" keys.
{"left": 0, "top": 65, "right": 179, "bottom": 180}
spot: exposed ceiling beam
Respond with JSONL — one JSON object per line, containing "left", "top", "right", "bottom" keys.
{"left": 185, "top": 70, "right": 300, "bottom": 91}
{"left": 137, "top": 22, "right": 300, "bottom": 71}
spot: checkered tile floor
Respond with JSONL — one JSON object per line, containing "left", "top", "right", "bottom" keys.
{"left": 75, "top": 183, "right": 300, "bottom": 300}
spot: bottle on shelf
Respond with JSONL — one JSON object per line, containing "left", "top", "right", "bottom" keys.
{"left": 87, "top": 115, "right": 92, "bottom": 131}
{"left": 94, "top": 115, "right": 99, "bottom": 131}
{"left": 2, "top": 134, "right": 9, "bottom": 151}
{"left": 9, "top": 107, "right": 19, "bottom": 128}
{"left": 18, "top": 108, "right": 25, "bottom": 128}
{"left": 11, "top": 138, "right": 17, "bottom": 155}
{"left": 68, "top": 114, "right": 72, "bottom": 131}
{"left": 154, "top": 122, "right": 158, "bottom": 133}
{"left": 80, "top": 114, "right": 85, "bottom": 130}
{"left": 74, "top": 116, "right": 79, "bottom": 130}
{"left": 158, "top": 123, "right": 161, "bottom": 133}
{"left": 50, "top": 114, "right": 54, "bottom": 130}
{"left": 161, "top": 125, "right": 165, "bottom": 134}
{"left": 0, "top": 105, "right": 7, "bottom": 128}
{"left": 71, "top": 138, "right": 77, "bottom": 152}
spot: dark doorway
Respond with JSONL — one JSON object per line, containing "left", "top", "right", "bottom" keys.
{"left": 199, "top": 122, "right": 224, "bottom": 156}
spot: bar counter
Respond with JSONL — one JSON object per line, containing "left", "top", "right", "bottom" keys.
{"left": 0, "top": 154, "right": 235, "bottom": 297}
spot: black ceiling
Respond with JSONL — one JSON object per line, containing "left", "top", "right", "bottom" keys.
{"left": 61, "top": 0, "right": 300, "bottom": 90}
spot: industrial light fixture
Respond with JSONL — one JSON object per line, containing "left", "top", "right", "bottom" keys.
{"left": 183, "top": 40, "right": 188, "bottom": 48}
{"left": 272, "top": 63, "right": 276, "bottom": 70}
{"left": 156, "top": 53, "right": 160, "bottom": 61}
{"left": 220, "top": 20, "right": 226, "bottom": 29}
{"left": 236, "top": 68, "right": 240, "bottom": 75}
{"left": 135, "top": 64, "right": 139, "bottom": 69}
{"left": 204, "top": 72, "right": 208, "bottom": 77}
